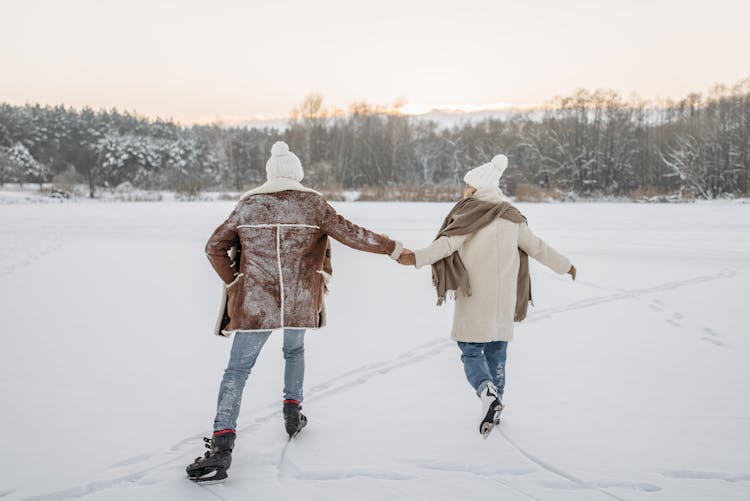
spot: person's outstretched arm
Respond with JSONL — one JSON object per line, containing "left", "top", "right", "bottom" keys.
{"left": 319, "top": 201, "right": 405, "bottom": 260}
{"left": 517, "top": 223, "right": 575, "bottom": 278}
{"left": 403, "top": 234, "right": 470, "bottom": 268}
{"left": 205, "top": 207, "right": 241, "bottom": 284}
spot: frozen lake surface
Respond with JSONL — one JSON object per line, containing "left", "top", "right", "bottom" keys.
{"left": 1, "top": 201, "right": 749, "bottom": 500}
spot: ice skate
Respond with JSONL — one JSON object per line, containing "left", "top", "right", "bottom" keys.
{"left": 186, "top": 430, "right": 236, "bottom": 483}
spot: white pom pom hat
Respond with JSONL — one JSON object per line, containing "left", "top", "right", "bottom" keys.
{"left": 463, "top": 154, "right": 508, "bottom": 190}
{"left": 266, "top": 141, "right": 304, "bottom": 182}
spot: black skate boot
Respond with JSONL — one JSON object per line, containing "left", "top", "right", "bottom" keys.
{"left": 478, "top": 383, "right": 503, "bottom": 438}
{"left": 186, "top": 429, "right": 236, "bottom": 483}
{"left": 283, "top": 400, "right": 307, "bottom": 438}
{"left": 494, "top": 401, "right": 505, "bottom": 425}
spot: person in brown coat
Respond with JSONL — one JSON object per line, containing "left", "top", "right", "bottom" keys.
{"left": 187, "top": 141, "right": 407, "bottom": 483}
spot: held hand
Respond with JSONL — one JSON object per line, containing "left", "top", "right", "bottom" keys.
{"left": 397, "top": 249, "right": 416, "bottom": 266}
{"left": 567, "top": 264, "right": 577, "bottom": 281}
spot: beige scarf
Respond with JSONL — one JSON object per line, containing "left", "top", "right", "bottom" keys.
{"left": 431, "top": 197, "right": 532, "bottom": 321}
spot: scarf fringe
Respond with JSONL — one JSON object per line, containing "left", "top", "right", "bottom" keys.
{"left": 435, "top": 286, "right": 471, "bottom": 306}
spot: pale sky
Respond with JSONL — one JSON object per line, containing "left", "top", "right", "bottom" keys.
{"left": 2, "top": 0, "right": 749, "bottom": 123}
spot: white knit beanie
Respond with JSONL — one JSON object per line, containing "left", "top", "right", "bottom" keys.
{"left": 463, "top": 154, "right": 508, "bottom": 189}
{"left": 265, "top": 141, "right": 304, "bottom": 182}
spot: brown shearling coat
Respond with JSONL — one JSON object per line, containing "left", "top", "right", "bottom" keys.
{"left": 206, "top": 190, "right": 399, "bottom": 333}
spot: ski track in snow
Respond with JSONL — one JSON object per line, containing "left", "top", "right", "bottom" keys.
{"left": 198, "top": 484, "right": 228, "bottom": 501}
{"left": 410, "top": 460, "right": 542, "bottom": 501}
{"left": 107, "top": 454, "right": 154, "bottom": 469}
{"left": 536, "top": 479, "right": 663, "bottom": 493}
{"left": 491, "top": 477, "right": 545, "bottom": 501}
{"left": 15, "top": 270, "right": 741, "bottom": 500}
{"left": 16, "top": 339, "right": 452, "bottom": 501}
{"left": 0, "top": 238, "right": 67, "bottom": 278}
{"left": 276, "top": 438, "right": 294, "bottom": 481}
{"left": 498, "top": 429, "right": 630, "bottom": 501}
{"left": 20, "top": 470, "right": 153, "bottom": 501}
{"left": 280, "top": 459, "right": 416, "bottom": 482}
{"left": 659, "top": 470, "right": 750, "bottom": 483}
{"left": 408, "top": 459, "right": 536, "bottom": 478}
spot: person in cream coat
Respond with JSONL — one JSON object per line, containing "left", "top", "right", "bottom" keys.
{"left": 398, "top": 154, "right": 576, "bottom": 436}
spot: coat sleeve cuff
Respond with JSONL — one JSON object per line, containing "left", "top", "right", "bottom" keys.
{"left": 389, "top": 240, "right": 404, "bottom": 260}
{"left": 413, "top": 248, "right": 430, "bottom": 269}
{"left": 556, "top": 257, "right": 572, "bottom": 275}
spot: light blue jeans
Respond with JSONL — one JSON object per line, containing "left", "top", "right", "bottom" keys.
{"left": 213, "top": 329, "right": 305, "bottom": 431}
{"left": 457, "top": 341, "right": 508, "bottom": 399}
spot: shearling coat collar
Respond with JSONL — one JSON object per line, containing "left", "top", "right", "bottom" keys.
{"left": 240, "top": 178, "right": 321, "bottom": 199}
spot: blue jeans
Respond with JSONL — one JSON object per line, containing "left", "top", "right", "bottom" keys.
{"left": 213, "top": 329, "right": 305, "bottom": 431}
{"left": 457, "top": 341, "right": 508, "bottom": 399}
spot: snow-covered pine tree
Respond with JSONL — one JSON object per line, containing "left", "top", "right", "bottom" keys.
{"left": 8, "top": 142, "right": 49, "bottom": 187}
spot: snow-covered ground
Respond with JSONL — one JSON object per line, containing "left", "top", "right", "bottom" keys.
{"left": 1, "top": 201, "right": 749, "bottom": 501}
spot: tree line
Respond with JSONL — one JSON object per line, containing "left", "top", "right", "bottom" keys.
{"left": 1, "top": 77, "right": 748, "bottom": 199}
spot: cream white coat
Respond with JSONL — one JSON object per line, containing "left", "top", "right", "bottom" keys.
{"left": 413, "top": 187, "right": 571, "bottom": 342}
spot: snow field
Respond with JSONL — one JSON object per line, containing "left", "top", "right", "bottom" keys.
{"left": 1, "top": 201, "right": 749, "bottom": 500}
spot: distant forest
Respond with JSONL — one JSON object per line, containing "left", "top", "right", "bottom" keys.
{"left": 1, "top": 77, "right": 749, "bottom": 200}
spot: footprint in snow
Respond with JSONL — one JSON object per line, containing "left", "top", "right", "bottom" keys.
{"left": 701, "top": 337, "right": 727, "bottom": 347}
{"left": 699, "top": 327, "right": 727, "bottom": 347}
{"left": 664, "top": 310, "right": 685, "bottom": 327}
{"left": 702, "top": 327, "right": 721, "bottom": 337}
{"left": 648, "top": 301, "right": 664, "bottom": 312}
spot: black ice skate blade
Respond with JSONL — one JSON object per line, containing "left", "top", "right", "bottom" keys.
{"left": 493, "top": 405, "right": 505, "bottom": 425}
{"left": 480, "top": 406, "right": 503, "bottom": 438}
{"left": 480, "top": 422, "right": 495, "bottom": 439}
{"left": 191, "top": 477, "right": 227, "bottom": 485}
{"left": 187, "top": 468, "right": 228, "bottom": 484}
